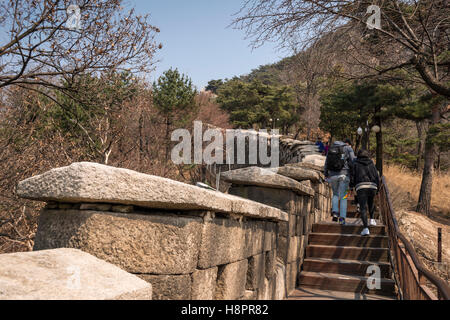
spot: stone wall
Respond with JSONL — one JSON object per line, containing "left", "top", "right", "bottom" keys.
{"left": 222, "top": 164, "right": 331, "bottom": 296}
{"left": 16, "top": 160, "right": 331, "bottom": 300}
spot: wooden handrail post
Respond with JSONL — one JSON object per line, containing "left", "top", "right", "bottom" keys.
{"left": 437, "top": 228, "right": 442, "bottom": 264}
{"left": 438, "top": 227, "right": 442, "bottom": 300}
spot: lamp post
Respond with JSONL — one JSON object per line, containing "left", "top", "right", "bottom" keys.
{"left": 371, "top": 124, "right": 383, "bottom": 176}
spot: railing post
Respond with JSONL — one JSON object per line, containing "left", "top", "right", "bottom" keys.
{"left": 437, "top": 228, "right": 442, "bottom": 300}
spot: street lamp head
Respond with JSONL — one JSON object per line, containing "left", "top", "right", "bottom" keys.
{"left": 357, "top": 127, "right": 363, "bottom": 135}
{"left": 371, "top": 125, "right": 381, "bottom": 133}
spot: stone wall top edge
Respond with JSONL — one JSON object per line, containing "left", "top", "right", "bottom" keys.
{"left": 16, "top": 162, "right": 288, "bottom": 222}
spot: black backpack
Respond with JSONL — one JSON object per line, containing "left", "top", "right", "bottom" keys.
{"left": 327, "top": 145, "right": 346, "bottom": 171}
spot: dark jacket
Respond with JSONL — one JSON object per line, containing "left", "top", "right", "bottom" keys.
{"left": 324, "top": 141, "right": 356, "bottom": 177}
{"left": 350, "top": 156, "right": 380, "bottom": 191}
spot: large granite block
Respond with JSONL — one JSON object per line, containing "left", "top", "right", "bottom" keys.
{"left": 246, "top": 254, "right": 265, "bottom": 291}
{"left": 191, "top": 267, "right": 218, "bottom": 300}
{"left": 222, "top": 166, "right": 314, "bottom": 196}
{"left": 34, "top": 209, "right": 202, "bottom": 274}
{"left": 215, "top": 260, "right": 248, "bottom": 300}
{"left": 198, "top": 217, "right": 246, "bottom": 268}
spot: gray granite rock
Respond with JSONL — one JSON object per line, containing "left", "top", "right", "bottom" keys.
{"left": 0, "top": 248, "right": 152, "bottom": 300}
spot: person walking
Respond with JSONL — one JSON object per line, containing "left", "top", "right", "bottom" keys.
{"left": 323, "top": 141, "right": 330, "bottom": 156}
{"left": 315, "top": 137, "right": 325, "bottom": 154}
{"left": 324, "top": 138, "right": 356, "bottom": 225}
{"left": 350, "top": 149, "right": 380, "bottom": 236}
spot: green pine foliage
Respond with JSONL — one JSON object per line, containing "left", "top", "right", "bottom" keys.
{"left": 153, "top": 68, "right": 197, "bottom": 126}
{"left": 216, "top": 79, "right": 297, "bottom": 131}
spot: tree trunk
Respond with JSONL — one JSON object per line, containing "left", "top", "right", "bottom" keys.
{"left": 165, "top": 116, "right": 171, "bottom": 161}
{"left": 415, "top": 120, "right": 427, "bottom": 170}
{"left": 376, "top": 125, "right": 383, "bottom": 176}
{"left": 416, "top": 105, "right": 440, "bottom": 216}
{"left": 138, "top": 111, "right": 145, "bottom": 165}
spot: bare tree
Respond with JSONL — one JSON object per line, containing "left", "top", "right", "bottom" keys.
{"left": 0, "top": 0, "right": 161, "bottom": 96}
{"left": 233, "top": 0, "right": 450, "bottom": 97}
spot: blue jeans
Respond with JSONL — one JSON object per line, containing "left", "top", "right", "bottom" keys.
{"left": 329, "top": 175, "right": 350, "bottom": 218}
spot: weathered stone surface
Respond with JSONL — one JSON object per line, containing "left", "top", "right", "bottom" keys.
{"left": 242, "top": 290, "right": 257, "bottom": 300}
{"left": 245, "top": 220, "right": 265, "bottom": 257}
{"left": 273, "top": 260, "right": 286, "bottom": 300}
{"left": 221, "top": 166, "right": 314, "bottom": 196}
{"left": 191, "top": 267, "right": 218, "bottom": 300}
{"left": 198, "top": 217, "right": 246, "bottom": 268}
{"left": 298, "top": 235, "right": 306, "bottom": 263}
{"left": 287, "top": 236, "right": 299, "bottom": 263}
{"left": 257, "top": 277, "right": 272, "bottom": 300}
{"left": 229, "top": 186, "right": 293, "bottom": 212}
{"left": 302, "top": 197, "right": 312, "bottom": 216}
{"left": 278, "top": 221, "right": 288, "bottom": 237}
{"left": 17, "top": 162, "right": 287, "bottom": 222}
{"left": 287, "top": 162, "right": 325, "bottom": 175}
{"left": 275, "top": 166, "right": 321, "bottom": 182}
{"left": 286, "top": 262, "right": 297, "bottom": 294}
{"left": 246, "top": 254, "right": 265, "bottom": 291}
{"left": 34, "top": 209, "right": 202, "bottom": 274}
{"left": 277, "top": 236, "right": 288, "bottom": 263}
{"left": 288, "top": 214, "right": 296, "bottom": 236}
{"left": 295, "top": 214, "right": 304, "bottom": 237}
{"left": 263, "top": 222, "right": 276, "bottom": 251}
{"left": 295, "top": 196, "right": 304, "bottom": 215}
{"left": 138, "top": 274, "right": 190, "bottom": 300}
{"left": 300, "top": 180, "right": 312, "bottom": 189}
{"left": 215, "top": 260, "right": 248, "bottom": 300}
{"left": 0, "top": 248, "right": 152, "bottom": 300}
{"left": 302, "top": 154, "right": 326, "bottom": 167}
{"left": 303, "top": 214, "right": 309, "bottom": 236}
{"left": 265, "top": 250, "right": 276, "bottom": 280}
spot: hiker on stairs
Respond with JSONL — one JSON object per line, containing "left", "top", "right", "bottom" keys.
{"left": 350, "top": 149, "right": 380, "bottom": 236}
{"left": 324, "top": 138, "right": 356, "bottom": 225}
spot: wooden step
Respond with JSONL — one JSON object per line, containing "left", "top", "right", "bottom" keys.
{"left": 345, "top": 211, "right": 360, "bottom": 218}
{"left": 306, "top": 244, "right": 389, "bottom": 262}
{"left": 303, "top": 257, "right": 391, "bottom": 278}
{"left": 308, "top": 232, "right": 389, "bottom": 248}
{"left": 298, "top": 271, "right": 395, "bottom": 296}
{"left": 288, "top": 287, "right": 397, "bottom": 300}
{"left": 343, "top": 210, "right": 380, "bottom": 219}
{"left": 312, "top": 222, "right": 386, "bottom": 235}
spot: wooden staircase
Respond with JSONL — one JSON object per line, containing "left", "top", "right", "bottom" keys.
{"left": 290, "top": 201, "right": 397, "bottom": 300}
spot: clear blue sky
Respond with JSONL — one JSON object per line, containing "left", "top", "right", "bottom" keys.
{"left": 131, "top": 0, "right": 288, "bottom": 89}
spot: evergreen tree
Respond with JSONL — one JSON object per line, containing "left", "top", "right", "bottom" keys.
{"left": 153, "top": 68, "right": 197, "bottom": 160}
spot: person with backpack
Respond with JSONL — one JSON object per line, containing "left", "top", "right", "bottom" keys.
{"left": 350, "top": 149, "right": 380, "bottom": 236}
{"left": 324, "top": 138, "right": 356, "bottom": 225}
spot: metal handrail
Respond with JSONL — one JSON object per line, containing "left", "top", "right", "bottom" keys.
{"left": 379, "top": 176, "right": 450, "bottom": 300}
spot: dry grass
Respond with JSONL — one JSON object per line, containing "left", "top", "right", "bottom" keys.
{"left": 384, "top": 165, "right": 450, "bottom": 217}
{"left": 384, "top": 165, "right": 449, "bottom": 292}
